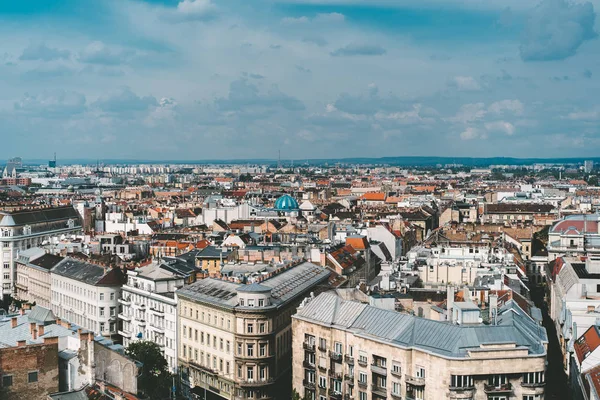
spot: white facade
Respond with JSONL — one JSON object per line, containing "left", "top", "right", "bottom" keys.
{"left": 119, "top": 265, "right": 183, "bottom": 372}
{"left": 0, "top": 207, "right": 82, "bottom": 297}
{"left": 50, "top": 261, "right": 122, "bottom": 336}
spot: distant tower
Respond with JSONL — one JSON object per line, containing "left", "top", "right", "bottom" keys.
{"left": 48, "top": 153, "right": 56, "bottom": 168}
{"left": 278, "top": 149, "right": 281, "bottom": 170}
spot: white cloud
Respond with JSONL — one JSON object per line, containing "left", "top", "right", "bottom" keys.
{"left": 20, "top": 44, "right": 71, "bottom": 61}
{"left": 14, "top": 90, "right": 87, "bottom": 117}
{"left": 566, "top": 108, "right": 600, "bottom": 120}
{"left": 446, "top": 103, "right": 486, "bottom": 123}
{"left": 282, "top": 12, "right": 344, "bottom": 24}
{"left": 460, "top": 127, "right": 480, "bottom": 140}
{"left": 488, "top": 99, "right": 524, "bottom": 115}
{"left": 79, "top": 41, "right": 135, "bottom": 65}
{"left": 520, "top": 0, "right": 597, "bottom": 61}
{"left": 485, "top": 120, "right": 516, "bottom": 135}
{"left": 451, "top": 76, "right": 481, "bottom": 91}
{"left": 162, "top": 0, "right": 217, "bottom": 23}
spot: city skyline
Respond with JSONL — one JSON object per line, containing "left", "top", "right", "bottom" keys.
{"left": 2, "top": 0, "right": 600, "bottom": 159}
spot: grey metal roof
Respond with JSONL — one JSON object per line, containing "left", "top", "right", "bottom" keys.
{"left": 28, "top": 306, "right": 56, "bottom": 325}
{"left": 294, "top": 292, "right": 548, "bottom": 359}
{"left": 51, "top": 258, "right": 110, "bottom": 286}
{"left": 237, "top": 283, "right": 272, "bottom": 293}
{"left": 0, "top": 206, "right": 80, "bottom": 227}
{"left": 177, "top": 262, "right": 330, "bottom": 310}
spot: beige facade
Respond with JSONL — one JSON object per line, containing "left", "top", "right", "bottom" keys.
{"left": 15, "top": 252, "right": 62, "bottom": 309}
{"left": 292, "top": 292, "right": 547, "bottom": 400}
{"left": 177, "top": 261, "right": 330, "bottom": 400}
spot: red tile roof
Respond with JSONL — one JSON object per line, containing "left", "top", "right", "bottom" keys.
{"left": 575, "top": 325, "right": 600, "bottom": 363}
{"left": 361, "top": 192, "right": 386, "bottom": 201}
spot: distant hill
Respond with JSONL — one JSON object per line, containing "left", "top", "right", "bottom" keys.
{"left": 7, "top": 156, "right": 600, "bottom": 167}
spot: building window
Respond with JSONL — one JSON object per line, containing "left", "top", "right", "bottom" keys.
{"left": 110, "top": 307, "right": 116, "bottom": 317}
{"left": 2, "top": 375, "right": 13, "bottom": 387}
{"left": 247, "top": 367, "right": 254, "bottom": 381}
{"left": 100, "top": 293, "right": 104, "bottom": 300}
{"left": 240, "top": 299, "right": 245, "bottom": 306}
{"left": 334, "top": 342, "right": 342, "bottom": 354}
{"left": 359, "top": 392, "right": 366, "bottom": 400}
{"left": 248, "top": 299, "right": 255, "bottom": 307}
{"left": 319, "top": 376, "right": 327, "bottom": 388}
{"left": 392, "top": 362, "right": 401, "bottom": 375}
{"left": 259, "top": 322, "right": 265, "bottom": 333}
{"left": 358, "top": 372, "right": 367, "bottom": 384}
{"left": 319, "top": 338, "right": 326, "bottom": 350}
{"left": 489, "top": 374, "right": 507, "bottom": 387}
{"left": 99, "top": 307, "right": 105, "bottom": 317}
{"left": 258, "top": 299, "right": 264, "bottom": 307}
{"left": 523, "top": 395, "right": 542, "bottom": 400}
{"left": 247, "top": 344, "right": 254, "bottom": 357}
{"left": 28, "top": 371, "right": 38, "bottom": 383}
{"left": 451, "top": 375, "right": 473, "bottom": 388}
{"left": 392, "top": 382, "right": 401, "bottom": 395}
{"left": 260, "top": 366, "right": 267, "bottom": 380}
{"left": 99, "top": 322, "right": 105, "bottom": 332}
{"left": 523, "top": 371, "right": 545, "bottom": 384}
{"left": 110, "top": 292, "right": 115, "bottom": 300}
{"left": 416, "top": 366, "right": 425, "bottom": 379}
{"left": 259, "top": 343, "right": 266, "bottom": 357}
{"left": 247, "top": 323, "right": 254, "bottom": 334}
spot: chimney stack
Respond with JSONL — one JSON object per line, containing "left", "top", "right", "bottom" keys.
{"left": 489, "top": 294, "right": 499, "bottom": 325}
{"left": 446, "top": 285, "right": 455, "bottom": 321}
{"left": 38, "top": 324, "right": 45, "bottom": 337}
{"left": 11, "top": 317, "right": 17, "bottom": 329}
{"left": 17, "top": 340, "right": 26, "bottom": 347}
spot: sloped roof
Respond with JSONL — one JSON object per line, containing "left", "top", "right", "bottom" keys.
{"left": 0, "top": 206, "right": 80, "bottom": 227}
{"left": 575, "top": 326, "right": 600, "bottom": 363}
{"left": 294, "top": 292, "right": 547, "bottom": 359}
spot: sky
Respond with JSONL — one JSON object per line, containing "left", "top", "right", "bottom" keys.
{"left": 1, "top": 0, "right": 600, "bottom": 161}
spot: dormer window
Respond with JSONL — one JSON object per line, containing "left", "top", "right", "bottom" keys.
{"left": 23, "top": 225, "right": 31, "bottom": 235}
{"left": 67, "top": 219, "right": 75, "bottom": 229}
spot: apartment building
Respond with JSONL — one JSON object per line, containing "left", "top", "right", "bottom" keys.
{"left": 292, "top": 292, "right": 548, "bottom": 400}
{"left": 15, "top": 248, "right": 64, "bottom": 309}
{"left": 177, "top": 261, "right": 330, "bottom": 400}
{"left": 547, "top": 214, "right": 600, "bottom": 260}
{"left": 119, "top": 263, "right": 185, "bottom": 372}
{"left": 50, "top": 258, "right": 124, "bottom": 336}
{"left": 0, "top": 206, "right": 82, "bottom": 297}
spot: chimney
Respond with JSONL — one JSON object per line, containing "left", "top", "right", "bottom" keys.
{"left": 446, "top": 286, "right": 455, "bottom": 320}
{"left": 489, "top": 294, "right": 499, "bottom": 325}
{"left": 11, "top": 317, "right": 17, "bottom": 329}
{"left": 17, "top": 340, "right": 26, "bottom": 347}
{"left": 43, "top": 336, "right": 59, "bottom": 345}
{"left": 38, "top": 324, "right": 45, "bottom": 337}
{"left": 19, "top": 308, "right": 25, "bottom": 315}
{"left": 30, "top": 322, "right": 36, "bottom": 336}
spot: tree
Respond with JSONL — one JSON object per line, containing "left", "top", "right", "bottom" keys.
{"left": 125, "top": 341, "right": 172, "bottom": 399}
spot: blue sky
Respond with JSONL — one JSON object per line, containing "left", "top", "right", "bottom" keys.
{"left": 2, "top": 0, "right": 600, "bottom": 160}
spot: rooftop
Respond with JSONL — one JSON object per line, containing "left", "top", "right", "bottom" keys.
{"left": 294, "top": 292, "right": 548, "bottom": 359}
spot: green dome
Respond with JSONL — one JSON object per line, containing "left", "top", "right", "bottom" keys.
{"left": 274, "top": 194, "right": 299, "bottom": 211}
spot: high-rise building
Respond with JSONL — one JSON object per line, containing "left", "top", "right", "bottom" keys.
{"left": 585, "top": 160, "right": 594, "bottom": 173}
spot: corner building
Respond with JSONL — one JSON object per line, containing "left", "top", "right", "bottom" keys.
{"left": 292, "top": 292, "right": 548, "bottom": 400}
{"left": 177, "top": 261, "right": 330, "bottom": 400}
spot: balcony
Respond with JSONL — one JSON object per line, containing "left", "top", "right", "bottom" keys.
{"left": 328, "top": 390, "right": 342, "bottom": 400}
{"left": 329, "top": 351, "right": 343, "bottom": 363}
{"left": 484, "top": 383, "right": 513, "bottom": 394}
{"left": 328, "top": 370, "right": 343, "bottom": 380}
{"left": 149, "top": 322, "right": 165, "bottom": 333}
{"left": 118, "top": 313, "right": 132, "bottom": 321}
{"left": 149, "top": 306, "right": 164, "bottom": 315}
{"left": 357, "top": 380, "right": 367, "bottom": 389}
{"left": 371, "top": 384, "right": 387, "bottom": 397}
{"left": 118, "top": 296, "right": 131, "bottom": 305}
{"left": 390, "top": 392, "right": 402, "bottom": 399}
{"left": 521, "top": 381, "right": 545, "bottom": 388}
{"left": 344, "top": 355, "right": 354, "bottom": 365}
{"left": 303, "top": 379, "right": 316, "bottom": 390}
{"left": 118, "top": 329, "right": 131, "bottom": 338}
{"left": 391, "top": 369, "right": 402, "bottom": 378}
{"left": 239, "top": 378, "right": 275, "bottom": 387}
{"left": 137, "top": 319, "right": 147, "bottom": 327}
{"left": 371, "top": 364, "right": 387, "bottom": 376}
{"left": 304, "top": 342, "right": 316, "bottom": 352}
{"left": 318, "top": 364, "right": 327, "bottom": 372}
{"left": 357, "top": 358, "right": 368, "bottom": 367}
{"left": 303, "top": 360, "right": 316, "bottom": 370}
{"left": 318, "top": 344, "right": 327, "bottom": 352}
{"left": 405, "top": 375, "right": 425, "bottom": 386}
{"left": 344, "top": 373, "right": 354, "bottom": 382}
